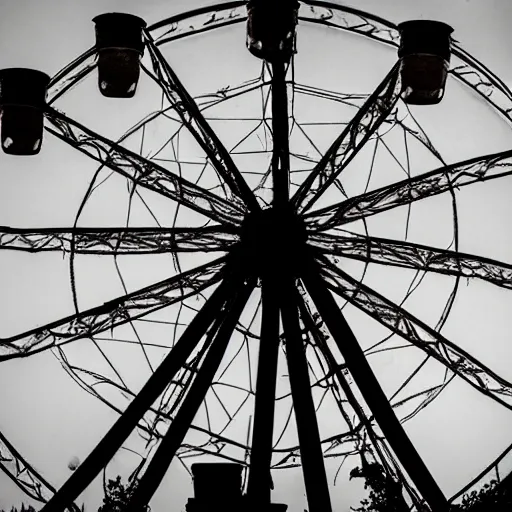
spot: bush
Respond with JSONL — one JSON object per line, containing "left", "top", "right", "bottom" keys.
{"left": 0, "top": 506, "right": 36, "bottom": 512}
{"left": 351, "top": 463, "right": 512, "bottom": 512}
{"left": 98, "top": 475, "right": 150, "bottom": 512}
{"left": 350, "top": 462, "right": 409, "bottom": 512}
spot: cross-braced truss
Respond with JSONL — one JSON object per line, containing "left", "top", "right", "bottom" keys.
{"left": 1, "top": 2, "right": 512, "bottom": 512}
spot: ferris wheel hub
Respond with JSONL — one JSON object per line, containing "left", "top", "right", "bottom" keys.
{"left": 240, "top": 206, "right": 306, "bottom": 276}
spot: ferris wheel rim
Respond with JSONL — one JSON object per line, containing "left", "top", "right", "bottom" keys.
{"left": 3, "top": 2, "right": 512, "bottom": 510}
{"left": 46, "top": 0, "right": 512, "bottom": 127}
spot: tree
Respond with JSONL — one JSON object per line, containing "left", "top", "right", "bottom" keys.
{"left": 351, "top": 464, "right": 512, "bottom": 512}
{"left": 350, "top": 462, "right": 409, "bottom": 512}
{"left": 451, "top": 478, "right": 512, "bottom": 511}
{"left": 0, "top": 506, "right": 36, "bottom": 512}
{"left": 98, "top": 475, "right": 150, "bottom": 512}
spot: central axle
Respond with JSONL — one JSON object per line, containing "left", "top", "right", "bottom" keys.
{"left": 240, "top": 206, "right": 307, "bottom": 276}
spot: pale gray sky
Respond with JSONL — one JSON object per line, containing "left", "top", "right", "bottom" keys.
{"left": 1, "top": 1, "right": 512, "bottom": 511}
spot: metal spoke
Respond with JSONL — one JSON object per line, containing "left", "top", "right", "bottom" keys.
{"left": 298, "top": 294, "right": 435, "bottom": 510}
{"left": 292, "top": 63, "right": 401, "bottom": 213}
{"left": 317, "top": 256, "right": 512, "bottom": 410}
{"left": 310, "top": 231, "right": 512, "bottom": 290}
{"left": 247, "top": 277, "right": 281, "bottom": 503}
{"left": 0, "top": 257, "right": 226, "bottom": 361}
{"left": 298, "top": 297, "right": 379, "bottom": 446}
{"left": 126, "top": 275, "right": 256, "bottom": 511}
{"left": 40, "top": 268, "right": 240, "bottom": 512}
{"left": 305, "top": 149, "right": 512, "bottom": 231}
{"left": 44, "top": 108, "right": 245, "bottom": 227}
{"left": 0, "top": 430, "right": 71, "bottom": 508}
{"left": 144, "top": 35, "right": 260, "bottom": 211}
{"left": 302, "top": 263, "right": 449, "bottom": 512}
{"left": 0, "top": 226, "right": 236, "bottom": 255}
{"left": 271, "top": 60, "right": 291, "bottom": 206}
{"left": 281, "top": 279, "right": 333, "bottom": 512}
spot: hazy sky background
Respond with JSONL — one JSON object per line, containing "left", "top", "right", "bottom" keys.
{"left": 2, "top": 1, "right": 512, "bottom": 511}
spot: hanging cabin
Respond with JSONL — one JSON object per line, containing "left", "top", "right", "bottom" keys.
{"left": 186, "top": 463, "right": 243, "bottom": 512}
{"left": 0, "top": 68, "right": 50, "bottom": 156}
{"left": 186, "top": 462, "right": 288, "bottom": 511}
{"left": 398, "top": 20, "right": 454, "bottom": 105}
{"left": 246, "top": 0, "right": 300, "bottom": 62}
{"left": 93, "top": 13, "right": 146, "bottom": 98}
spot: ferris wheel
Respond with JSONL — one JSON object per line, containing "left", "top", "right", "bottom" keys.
{"left": 1, "top": 1, "right": 512, "bottom": 511}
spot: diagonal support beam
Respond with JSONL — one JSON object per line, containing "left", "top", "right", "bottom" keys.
{"left": 281, "top": 278, "right": 333, "bottom": 512}
{"left": 40, "top": 266, "right": 241, "bottom": 512}
{"left": 305, "top": 148, "right": 512, "bottom": 231}
{"left": 302, "top": 264, "right": 449, "bottom": 512}
{"left": 45, "top": 109, "right": 245, "bottom": 228}
{"left": 298, "top": 296, "right": 412, "bottom": 511}
{"left": 144, "top": 35, "right": 260, "bottom": 211}
{"left": 126, "top": 275, "right": 256, "bottom": 511}
{"left": 292, "top": 63, "right": 401, "bottom": 213}
{"left": 0, "top": 257, "right": 226, "bottom": 360}
{"left": 247, "top": 277, "right": 281, "bottom": 503}
{"left": 297, "top": 297, "right": 378, "bottom": 442}
{"left": 0, "top": 226, "right": 236, "bottom": 255}
{"left": 318, "top": 256, "right": 512, "bottom": 410}
{"left": 309, "top": 231, "right": 512, "bottom": 290}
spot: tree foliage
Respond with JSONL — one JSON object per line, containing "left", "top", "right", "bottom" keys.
{"left": 349, "top": 462, "right": 409, "bottom": 512}
{"left": 0, "top": 506, "right": 36, "bottom": 512}
{"left": 451, "top": 479, "right": 512, "bottom": 511}
{"left": 98, "top": 475, "right": 150, "bottom": 512}
{"left": 351, "top": 462, "right": 512, "bottom": 512}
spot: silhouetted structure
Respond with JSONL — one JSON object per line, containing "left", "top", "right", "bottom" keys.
{"left": 398, "top": 20, "right": 453, "bottom": 104}
{"left": 0, "top": 68, "right": 49, "bottom": 155}
{"left": 186, "top": 463, "right": 287, "bottom": 512}
{"left": 93, "top": 13, "right": 146, "bottom": 98}
{"left": 246, "top": 0, "right": 299, "bottom": 62}
{"left": 2, "top": 3, "right": 511, "bottom": 512}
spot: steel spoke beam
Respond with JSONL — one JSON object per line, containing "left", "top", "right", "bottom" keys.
{"left": 0, "top": 226, "right": 236, "bottom": 255}
{"left": 309, "top": 231, "right": 512, "bottom": 290}
{"left": 126, "top": 276, "right": 256, "bottom": 511}
{"left": 0, "top": 430, "right": 68, "bottom": 507}
{"left": 144, "top": 35, "right": 260, "bottom": 211}
{"left": 297, "top": 297, "right": 377, "bottom": 442}
{"left": 305, "top": 148, "right": 512, "bottom": 232}
{"left": 292, "top": 63, "right": 401, "bottom": 213}
{"left": 44, "top": 109, "right": 245, "bottom": 228}
{"left": 281, "top": 278, "right": 333, "bottom": 512}
{"left": 302, "top": 264, "right": 449, "bottom": 512}
{"left": 0, "top": 257, "right": 226, "bottom": 361}
{"left": 40, "top": 268, "right": 240, "bottom": 512}
{"left": 247, "top": 277, "right": 281, "bottom": 503}
{"left": 298, "top": 297, "right": 411, "bottom": 511}
{"left": 271, "top": 60, "right": 291, "bottom": 206}
{"left": 317, "top": 256, "right": 512, "bottom": 410}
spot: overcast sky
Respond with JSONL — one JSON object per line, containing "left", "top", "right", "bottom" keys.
{"left": 2, "top": 1, "right": 512, "bottom": 511}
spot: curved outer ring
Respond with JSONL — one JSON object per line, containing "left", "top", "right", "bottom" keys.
{"left": 47, "top": 0, "right": 512, "bottom": 127}
{"left": 43, "top": 0, "right": 512, "bottom": 504}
